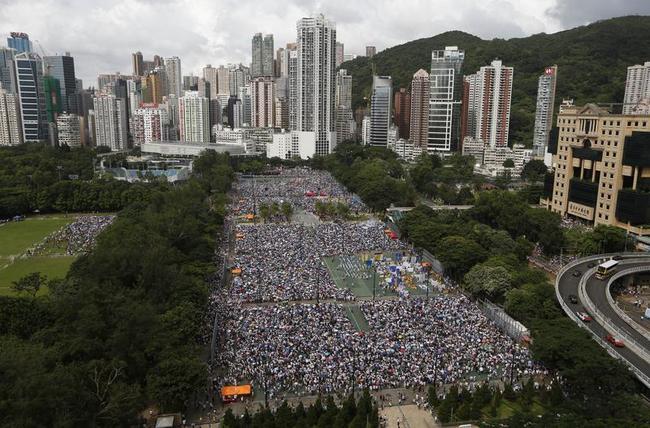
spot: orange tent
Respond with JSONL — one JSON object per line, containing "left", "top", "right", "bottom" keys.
{"left": 245, "top": 214, "right": 254, "bottom": 220}
{"left": 231, "top": 268, "right": 242, "bottom": 276}
{"left": 221, "top": 384, "right": 252, "bottom": 402}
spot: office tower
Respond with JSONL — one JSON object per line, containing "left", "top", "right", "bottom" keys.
{"left": 461, "top": 73, "right": 480, "bottom": 144}
{"left": 428, "top": 46, "right": 464, "bottom": 152}
{"left": 465, "top": 59, "right": 513, "bottom": 148}
{"left": 540, "top": 104, "right": 650, "bottom": 235}
{"left": 335, "top": 42, "right": 344, "bottom": 68}
{"left": 7, "top": 32, "right": 32, "bottom": 54}
{"left": 216, "top": 65, "right": 230, "bottom": 95}
{"left": 366, "top": 46, "right": 376, "bottom": 58}
{"left": 275, "top": 48, "right": 285, "bottom": 77}
{"left": 263, "top": 35, "right": 274, "bottom": 77}
{"left": 203, "top": 64, "right": 218, "bottom": 99}
{"left": 0, "top": 88, "right": 22, "bottom": 145}
{"left": 227, "top": 96, "right": 242, "bottom": 129}
{"left": 335, "top": 69, "right": 352, "bottom": 109}
{"left": 93, "top": 94, "right": 127, "bottom": 151}
{"left": 532, "top": 65, "right": 558, "bottom": 162}
{"left": 288, "top": 47, "right": 298, "bottom": 130}
{"left": 409, "top": 69, "right": 429, "bottom": 147}
{"left": 43, "top": 54, "right": 78, "bottom": 113}
{"left": 369, "top": 75, "right": 392, "bottom": 146}
{"left": 394, "top": 88, "right": 410, "bottom": 139}
{"left": 183, "top": 75, "right": 199, "bottom": 91}
{"left": 238, "top": 85, "right": 251, "bottom": 126}
{"left": 335, "top": 69, "right": 353, "bottom": 144}
{"left": 0, "top": 48, "right": 16, "bottom": 93}
{"left": 132, "top": 106, "right": 169, "bottom": 145}
{"left": 43, "top": 76, "right": 62, "bottom": 122}
{"left": 252, "top": 33, "right": 263, "bottom": 77}
{"left": 229, "top": 64, "right": 249, "bottom": 96}
{"left": 56, "top": 113, "right": 81, "bottom": 147}
{"left": 132, "top": 51, "right": 144, "bottom": 76}
{"left": 164, "top": 56, "right": 182, "bottom": 97}
{"left": 275, "top": 98, "right": 289, "bottom": 129}
{"left": 14, "top": 52, "right": 48, "bottom": 142}
{"left": 250, "top": 76, "right": 275, "bottom": 127}
{"left": 296, "top": 14, "right": 337, "bottom": 156}
{"left": 178, "top": 91, "right": 209, "bottom": 142}
{"left": 252, "top": 33, "right": 274, "bottom": 77}
{"left": 623, "top": 62, "right": 650, "bottom": 114}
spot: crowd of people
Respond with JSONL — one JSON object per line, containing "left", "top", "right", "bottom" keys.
{"left": 215, "top": 296, "right": 542, "bottom": 398}
{"left": 30, "top": 215, "right": 114, "bottom": 256}
{"left": 230, "top": 221, "right": 404, "bottom": 302}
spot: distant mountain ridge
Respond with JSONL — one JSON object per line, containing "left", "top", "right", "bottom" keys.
{"left": 342, "top": 15, "right": 650, "bottom": 146}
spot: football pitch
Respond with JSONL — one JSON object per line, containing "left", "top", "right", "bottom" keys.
{"left": 0, "top": 216, "right": 73, "bottom": 257}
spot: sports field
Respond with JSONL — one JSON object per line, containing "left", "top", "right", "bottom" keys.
{"left": 0, "top": 216, "right": 76, "bottom": 296}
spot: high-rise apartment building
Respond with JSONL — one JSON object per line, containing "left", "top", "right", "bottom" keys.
{"left": 250, "top": 76, "right": 275, "bottom": 128}
{"left": 428, "top": 46, "right": 464, "bottom": 152}
{"left": 532, "top": 65, "right": 558, "bottom": 163}
{"left": 132, "top": 105, "right": 169, "bottom": 145}
{"left": 164, "top": 56, "right": 182, "bottom": 97}
{"left": 7, "top": 32, "right": 32, "bottom": 54}
{"left": 0, "top": 48, "right": 16, "bottom": 94}
{"left": 366, "top": 46, "right": 376, "bottom": 58}
{"left": 335, "top": 69, "right": 354, "bottom": 144}
{"left": 183, "top": 75, "right": 199, "bottom": 91}
{"left": 0, "top": 88, "right": 22, "bottom": 146}
{"left": 369, "top": 75, "right": 392, "bottom": 147}
{"left": 132, "top": 51, "right": 144, "bottom": 76}
{"left": 623, "top": 62, "right": 650, "bottom": 115}
{"left": 56, "top": 113, "right": 81, "bottom": 147}
{"left": 227, "top": 96, "right": 242, "bottom": 129}
{"left": 335, "top": 42, "right": 344, "bottom": 68}
{"left": 97, "top": 73, "right": 122, "bottom": 92}
{"left": 229, "top": 64, "right": 250, "bottom": 96}
{"left": 216, "top": 65, "right": 230, "bottom": 95}
{"left": 252, "top": 33, "right": 274, "bottom": 77}
{"left": 275, "top": 48, "right": 285, "bottom": 77}
{"left": 178, "top": 91, "right": 209, "bottom": 142}
{"left": 460, "top": 73, "right": 480, "bottom": 144}
{"left": 203, "top": 64, "right": 218, "bottom": 99}
{"left": 238, "top": 85, "right": 252, "bottom": 127}
{"left": 394, "top": 88, "right": 411, "bottom": 140}
{"left": 275, "top": 98, "right": 289, "bottom": 130}
{"left": 93, "top": 94, "right": 127, "bottom": 151}
{"left": 14, "top": 52, "right": 48, "bottom": 142}
{"left": 288, "top": 46, "right": 298, "bottom": 130}
{"left": 44, "top": 54, "right": 78, "bottom": 113}
{"left": 296, "top": 14, "right": 337, "bottom": 156}
{"left": 409, "top": 69, "right": 429, "bottom": 147}
{"left": 540, "top": 104, "right": 650, "bottom": 237}
{"left": 335, "top": 69, "right": 352, "bottom": 109}
{"left": 143, "top": 70, "right": 165, "bottom": 104}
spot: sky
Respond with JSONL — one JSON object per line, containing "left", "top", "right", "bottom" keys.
{"left": 0, "top": 0, "right": 649, "bottom": 87}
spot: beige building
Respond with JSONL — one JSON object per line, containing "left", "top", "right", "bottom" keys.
{"left": 540, "top": 103, "right": 650, "bottom": 236}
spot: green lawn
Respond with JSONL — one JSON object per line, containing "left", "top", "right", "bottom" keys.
{"left": 0, "top": 217, "right": 72, "bottom": 257}
{"left": 0, "top": 256, "right": 76, "bottom": 296}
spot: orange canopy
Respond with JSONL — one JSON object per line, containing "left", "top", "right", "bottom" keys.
{"left": 231, "top": 268, "right": 242, "bottom": 275}
{"left": 221, "top": 384, "right": 252, "bottom": 397}
{"left": 245, "top": 214, "right": 254, "bottom": 220}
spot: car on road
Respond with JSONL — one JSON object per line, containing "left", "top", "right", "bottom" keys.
{"left": 568, "top": 294, "right": 578, "bottom": 304}
{"left": 587, "top": 262, "right": 596, "bottom": 268}
{"left": 612, "top": 255, "right": 623, "bottom": 261}
{"left": 605, "top": 334, "right": 625, "bottom": 347}
{"left": 577, "top": 311, "right": 592, "bottom": 322}
{"left": 572, "top": 270, "right": 582, "bottom": 277}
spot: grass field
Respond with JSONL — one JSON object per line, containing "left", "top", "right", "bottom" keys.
{"left": 344, "top": 305, "right": 370, "bottom": 332}
{"left": 0, "top": 256, "right": 76, "bottom": 296}
{"left": 0, "top": 217, "right": 73, "bottom": 257}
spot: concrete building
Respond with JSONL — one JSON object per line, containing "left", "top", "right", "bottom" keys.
{"left": 0, "top": 48, "right": 17, "bottom": 94}
{"left": 369, "top": 75, "right": 392, "bottom": 147}
{"left": 394, "top": 88, "right": 410, "bottom": 140}
{"left": 288, "top": 46, "right": 298, "bottom": 130}
{"left": 335, "top": 69, "right": 354, "bottom": 144}
{"left": 238, "top": 85, "right": 251, "bottom": 127}
{"left": 252, "top": 33, "right": 274, "bottom": 77}
{"left": 462, "top": 136, "right": 532, "bottom": 177}
{"left": 56, "top": 113, "right": 81, "bottom": 147}
{"left": 250, "top": 76, "right": 275, "bottom": 128}
{"left": 202, "top": 64, "right": 218, "bottom": 99}
{"left": 428, "top": 46, "right": 464, "bottom": 152}
{"left": 143, "top": 69, "right": 165, "bottom": 104}
{"left": 93, "top": 94, "right": 127, "bottom": 151}
{"left": 343, "top": 54, "right": 356, "bottom": 62}
{"left": 216, "top": 65, "right": 230, "bottom": 95}
{"left": 178, "top": 91, "right": 209, "bottom": 143}
{"left": 7, "top": 32, "right": 32, "bottom": 54}
{"left": 44, "top": 54, "right": 78, "bottom": 114}
{"left": 296, "top": 14, "right": 337, "bottom": 156}
{"left": 388, "top": 138, "right": 424, "bottom": 162}
{"left": 183, "top": 74, "right": 199, "bottom": 91}
{"left": 409, "top": 69, "right": 429, "bottom": 147}
{"left": 229, "top": 64, "right": 250, "bottom": 96}
{"left": 361, "top": 116, "right": 370, "bottom": 145}
{"left": 461, "top": 73, "right": 480, "bottom": 145}
{"left": 532, "top": 65, "right": 558, "bottom": 164}
{"left": 275, "top": 97, "right": 289, "bottom": 130}
{"left": 267, "top": 130, "right": 316, "bottom": 160}
{"left": 14, "top": 52, "right": 48, "bottom": 142}
{"left": 540, "top": 103, "right": 650, "bottom": 237}
{"left": 227, "top": 96, "right": 242, "bottom": 129}
{"left": 0, "top": 88, "right": 22, "bottom": 146}
{"left": 164, "top": 56, "right": 182, "bottom": 97}
{"left": 132, "top": 51, "right": 144, "bottom": 76}
{"left": 132, "top": 105, "right": 169, "bottom": 145}
{"left": 366, "top": 46, "right": 376, "bottom": 58}
{"left": 335, "top": 42, "right": 344, "bottom": 68}
{"left": 97, "top": 73, "right": 122, "bottom": 92}
{"left": 623, "top": 61, "right": 650, "bottom": 115}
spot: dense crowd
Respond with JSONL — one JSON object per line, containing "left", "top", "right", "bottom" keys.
{"left": 231, "top": 221, "right": 404, "bottom": 302}
{"left": 30, "top": 215, "right": 114, "bottom": 255}
{"left": 216, "top": 296, "right": 542, "bottom": 398}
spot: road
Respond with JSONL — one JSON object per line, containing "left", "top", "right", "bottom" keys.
{"left": 556, "top": 254, "right": 650, "bottom": 388}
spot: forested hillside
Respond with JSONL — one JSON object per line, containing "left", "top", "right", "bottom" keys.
{"left": 342, "top": 15, "right": 650, "bottom": 146}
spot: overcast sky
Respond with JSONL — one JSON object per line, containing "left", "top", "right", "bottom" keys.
{"left": 1, "top": 0, "right": 649, "bottom": 86}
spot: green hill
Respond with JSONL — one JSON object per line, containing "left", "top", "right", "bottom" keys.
{"left": 341, "top": 15, "right": 650, "bottom": 146}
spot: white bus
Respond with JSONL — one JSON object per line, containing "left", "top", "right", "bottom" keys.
{"left": 596, "top": 259, "right": 619, "bottom": 279}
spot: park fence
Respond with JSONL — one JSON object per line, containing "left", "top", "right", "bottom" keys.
{"left": 480, "top": 300, "right": 530, "bottom": 342}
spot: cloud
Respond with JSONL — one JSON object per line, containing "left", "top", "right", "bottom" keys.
{"left": 0, "top": 0, "right": 646, "bottom": 86}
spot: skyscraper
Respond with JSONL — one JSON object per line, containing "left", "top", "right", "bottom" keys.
{"left": 622, "top": 61, "right": 650, "bottom": 114}
{"left": 43, "top": 54, "right": 78, "bottom": 113}
{"left": 250, "top": 76, "right": 275, "bottom": 128}
{"left": 227, "top": 95, "right": 242, "bottom": 129}
{"left": 532, "top": 65, "right": 557, "bottom": 161}
{"left": 335, "top": 42, "right": 344, "bottom": 68}
{"left": 14, "top": 52, "right": 48, "bottom": 142}
{"left": 238, "top": 85, "right": 252, "bottom": 127}
{"left": 0, "top": 88, "right": 22, "bottom": 146}
{"left": 143, "top": 70, "right": 165, "bottom": 104}
{"left": 7, "top": 32, "right": 32, "bottom": 54}
{"left": 460, "top": 73, "right": 480, "bottom": 143}
{"left": 56, "top": 113, "right": 82, "bottom": 147}
{"left": 369, "top": 75, "right": 392, "bottom": 147}
{"left": 178, "top": 91, "right": 209, "bottom": 142}
{"left": 183, "top": 75, "right": 199, "bottom": 91}
{"left": 229, "top": 64, "right": 250, "bottom": 96}
{"left": 93, "top": 94, "right": 127, "bottom": 151}
{"left": 335, "top": 69, "right": 354, "bottom": 144}
{"left": 275, "top": 48, "right": 284, "bottom": 77}
{"left": 252, "top": 33, "right": 274, "bottom": 77}
{"left": 275, "top": 98, "right": 289, "bottom": 129}
{"left": 366, "top": 46, "right": 376, "bottom": 58}
{"left": 43, "top": 75, "right": 62, "bottom": 123}
{"left": 288, "top": 46, "right": 298, "bottom": 130}
{"left": 296, "top": 14, "right": 337, "bottom": 156}
{"left": 409, "top": 69, "right": 429, "bottom": 147}
{"left": 203, "top": 64, "right": 218, "bottom": 99}
{"left": 132, "top": 51, "right": 144, "bottom": 76}
{"left": 164, "top": 56, "right": 182, "bottom": 97}
{"left": 394, "top": 88, "right": 411, "bottom": 140}
{"left": 428, "top": 46, "right": 464, "bottom": 152}
{"left": 132, "top": 106, "right": 169, "bottom": 145}
{"left": 216, "top": 65, "right": 230, "bottom": 95}
{"left": 0, "top": 48, "right": 16, "bottom": 94}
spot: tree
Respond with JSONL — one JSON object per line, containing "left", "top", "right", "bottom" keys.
{"left": 503, "top": 158, "right": 515, "bottom": 168}
{"left": 11, "top": 272, "right": 47, "bottom": 298}
{"left": 435, "top": 236, "right": 488, "bottom": 280}
{"left": 259, "top": 203, "right": 270, "bottom": 223}
{"left": 281, "top": 201, "right": 293, "bottom": 222}
{"left": 464, "top": 264, "right": 513, "bottom": 299}
{"left": 521, "top": 159, "right": 548, "bottom": 182}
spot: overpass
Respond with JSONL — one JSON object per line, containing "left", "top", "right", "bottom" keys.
{"left": 556, "top": 253, "right": 650, "bottom": 388}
